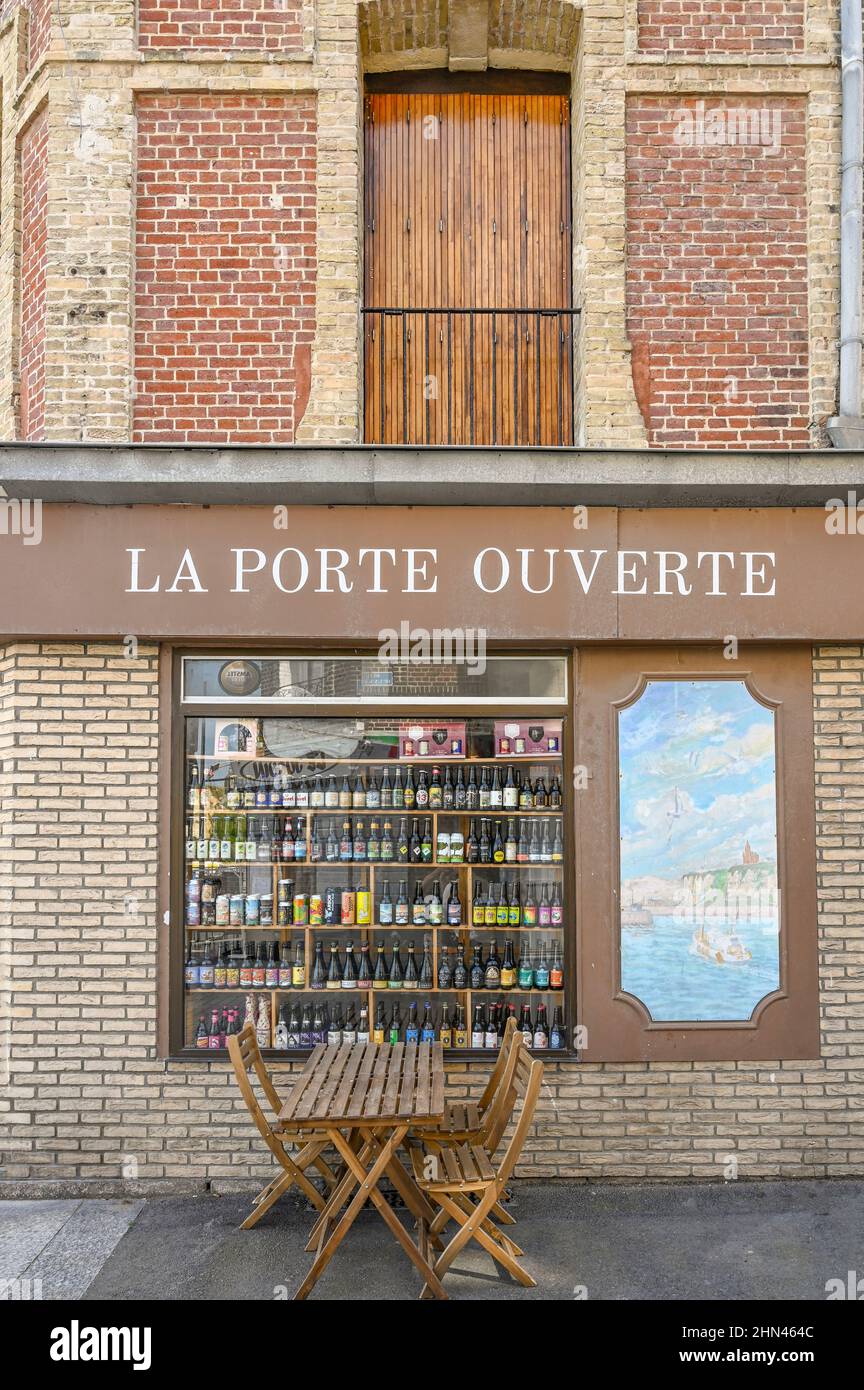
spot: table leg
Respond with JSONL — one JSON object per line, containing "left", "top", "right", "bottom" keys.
{"left": 294, "top": 1126, "right": 448, "bottom": 1302}
{"left": 304, "top": 1130, "right": 376, "bottom": 1253}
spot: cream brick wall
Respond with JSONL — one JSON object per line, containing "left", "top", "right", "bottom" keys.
{"left": 0, "top": 0, "right": 844, "bottom": 446}
{"left": 1, "top": 640, "right": 862, "bottom": 1190}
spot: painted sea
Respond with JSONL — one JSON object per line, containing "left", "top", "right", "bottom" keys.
{"left": 621, "top": 914, "right": 780, "bottom": 1022}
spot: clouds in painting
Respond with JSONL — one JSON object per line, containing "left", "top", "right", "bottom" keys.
{"left": 619, "top": 680, "right": 777, "bottom": 881}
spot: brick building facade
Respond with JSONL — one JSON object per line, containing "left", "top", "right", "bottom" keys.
{"left": 1, "top": 1, "right": 863, "bottom": 1197}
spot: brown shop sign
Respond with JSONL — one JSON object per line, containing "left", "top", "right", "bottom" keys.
{"left": 1, "top": 505, "right": 862, "bottom": 640}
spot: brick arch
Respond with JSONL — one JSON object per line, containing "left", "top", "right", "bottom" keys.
{"left": 359, "top": 0, "right": 579, "bottom": 71}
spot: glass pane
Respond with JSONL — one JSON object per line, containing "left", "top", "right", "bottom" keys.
{"left": 182, "top": 714, "right": 568, "bottom": 1054}
{"left": 182, "top": 654, "right": 566, "bottom": 703}
{"left": 618, "top": 680, "right": 779, "bottom": 1023}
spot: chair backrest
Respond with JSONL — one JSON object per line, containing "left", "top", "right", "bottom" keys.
{"left": 477, "top": 1013, "right": 519, "bottom": 1114}
{"left": 227, "top": 1024, "right": 285, "bottom": 1159}
{"left": 480, "top": 1025, "right": 529, "bottom": 1153}
{"left": 493, "top": 1045, "right": 545, "bottom": 1190}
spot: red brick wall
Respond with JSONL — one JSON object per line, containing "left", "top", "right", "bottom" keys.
{"left": 138, "top": 0, "right": 304, "bottom": 51}
{"left": 625, "top": 97, "right": 810, "bottom": 449}
{"left": 134, "top": 94, "right": 316, "bottom": 445}
{"left": 20, "top": 108, "right": 49, "bottom": 442}
{"left": 637, "top": 0, "right": 805, "bottom": 54}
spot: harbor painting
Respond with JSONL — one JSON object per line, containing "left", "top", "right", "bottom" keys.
{"left": 618, "top": 680, "right": 780, "bottom": 1022}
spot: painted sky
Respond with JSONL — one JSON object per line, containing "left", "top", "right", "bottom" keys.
{"left": 619, "top": 679, "right": 778, "bottom": 881}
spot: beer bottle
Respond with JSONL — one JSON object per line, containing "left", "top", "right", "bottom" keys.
{"left": 252, "top": 941, "right": 267, "bottom": 989}
{"left": 282, "top": 772, "right": 295, "bottom": 810}
{"left": 519, "top": 1003, "right": 533, "bottom": 1044}
{"left": 292, "top": 939, "right": 306, "bottom": 988}
{"left": 436, "top": 823, "right": 450, "bottom": 863}
{"left": 388, "top": 1003, "right": 401, "bottom": 1045}
{"left": 373, "top": 941, "right": 388, "bottom": 989}
{"left": 549, "top": 775, "right": 562, "bottom": 809}
{"left": 418, "top": 936, "right": 434, "bottom": 989}
{"left": 403, "top": 767, "right": 416, "bottom": 810}
{"left": 484, "top": 1005, "right": 499, "bottom": 1049}
{"left": 508, "top": 879, "right": 521, "bottom": 928}
{"left": 366, "top": 772, "right": 380, "bottom": 810}
{"left": 439, "top": 1004, "right": 453, "bottom": 1048}
{"left": 395, "top": 879, "right": 409, "bottom": 925}
{"left": 416, "top": 770, "right": 429, "bottom": 809}
{"left": 421, "top": 1002, "right": 436, "bottom": 1042}
{"left": 490, "top": 766, "right": 503, "bottom": 810}
{"left": 185, "top": 816, "right": 196, "bottom": 862}
{"left": 326, "top": 942, "right": 342, "bottom": 990}
{"left": 519, "top": 774, "right": 533, "bottom": 811}
{"left": 503, "top": 765, "right": 518, "bottom": 810}
{"left": 550, "top": 939, "right": 564, "bottom": 989}
{"left": 277, "top": 942, "right": 291, "bottom": 989}
{"left": 539, "top": 882, "right": 552, "bottom": 927}
{"left": 325, "top": 774, "right": 339, "bottom": 809}
{"left": 500, "top": 938, "right": 517, "bottom": 989}
{"left": 357, "top": 1004, "right": 371, "bottom": 1044}
{"left": 437, "top": 945, "right": 453, "bottom": 990}
{"left": 287, "top": 1002, "right": 301, "bottom": 1048}
{"left": 342, "top": 942, "right": 358, "bottom": 989}
{"left": 373, "top": 1001, "right": 386, "bottom": 1044}
{"left": 504, "top": 818, "right": 517, "bottom": 863}
{"left": 379, "top": 767, "right": 392, "bottom": 808}
{"left": 466, "top": 765, "right": 479, "bottom": 810}
{"left": 396, "top": 818, "right": 409, "bottom": 863}
{"left": 357, "top": 941, "right": 373, "bottom": 988}
{"left": 379, "top": 878, "right": 393, "bottom": 924}
{"left": 523, "top": 882, "right": 538, "bottom": 927}
{"left": 195, "top": 1013, "right": 208, "bottom": 1048}
{"left": 466, "top": 818, "right": 479, "bottom": 863}
{"left": 208, "top": 815, "right": 221, "bottom": 861}
{"left": 484, "top": 886, "right": 497, "bottom": 927}
{"left": 328, "top": 1006, "right": 343, "bottom": 1046}
{"left": 429, "top": 766, "right": 443, "bottom": 809}
{"left": 551, "top": 882, "right": 564, "bottom": 926}
{"left": 226, "top": 946, "right": 241, "bottom": 990}
{"left": 471, "top": 1004, "right": 486, "bottom": 1049}
{"left": 343, "top": 1005, "right": 358, "bottom": 1045}
{"left": 311, "top": 774, "right": 325, "bottom": 808}
{"left": 188, "top": 760, "right": 201, "bottom": 811}
{"left": 552, "top": 820, "right": 564, "bottom": 863}
{"left": 405, "top": 1001, "right": 420, "bottom": 1042}
{"left": 239, "top": 942, "right": 254, "bottom": 990}
{"left": 452, "top": 943, "right": 468, "bottom": 989}
{"left": 550, "top": 1006, "right": 565, "bottom": 1050}
{"left": 454, "top": 765, "right": 467, "bottom": 810}
{"left": 479, "top": 766, "right": 491, "bottom": 810}
{"left": 269, "top": 768, "right": 283, "bottom": 809}
{"left": 293, "top": 815, "right": 307, "bottom": 862}
{"left": 421, "top": 818, "right": 433, "bottom": 863}
{"left": 442, "top": 765, "right": 454, "bottom": 810}
{"left": 454, "top": 1004, "right": 469, "bottom": 1049}
{"left": 449, "top": 822, "right": 464, "bottom": 863}
{"left": 380, "top": 818, "right": 395, "bottom": 862}
{"left": 367, "top": 817, "right": 381, "bottom": 861}
{"left": 310, "top": 940, "right": 327, "bottom": 990}
{"left": 484, "top": 940, "right": 501, "bottom": 990}
{"left": 492, "top": 820, "right": 505, "bottom": 864}
{"left": 352, "top": 772, "right": 365, "bottom": 809}
{"left": 534, "top": 776, "right": 547, "bottom": 808}
{"left": 392, "top": 767, "right": 404, "bottom": 809}
{"left": 388, "top": 938, "right": 404, "bottom": 988}
{"left": 529, "top": 821, "right": 541, "bottom": 863}
{"left": 534, "top": 939, "right": 550, "bottom": 989}
{"left": 428, "top": 880, "right": 443, "bottom": 925}
{"left": 275, "top": 1005, "right": 289, "bottom": 1050}
{"left": 469, "top": 944, "right": 485, "bottom": 990}
{"left": 298, "top": 1003, "right": 312, "bottom": 1047}
{"left": 296, "top": 775, "right": 309, "bottom": 810}
{"left": 495, "top": 883, "right": 508, "bottom": 928}
{"left": 446, "top": 881, "right": 462, "bottom": 926}
{"left": 533, "top": 1003, "right": 550, "bottom": 1049}
{"left": 209, "top": 1008, "right": 223, "bottom": 1048}
{"left": 265, "top": 940, "right": 280, "bottom": 990}
{"left": 409, "top": 818, "right": 422, "bottom": 862}
{"left": 256, "top": 770, "right": 268, "bottom": 810}
{"left": 339, "top": 818, "right": 353, "bottom": 863}
{"left": 518, "top": 939, "right": 534, "bottom": 989}
{"left": 403, "top": 941, "right": 419, "bottom": 989}
{"left": 414, "top": 882, "right": 428, "bottom": 930}
{"left": 472, "top": 881, "right": 485, "bottom": 927}
{"left": 540, "top": 819, "right": 553, "bottom": 864}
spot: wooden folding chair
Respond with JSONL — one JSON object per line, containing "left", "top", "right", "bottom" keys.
{"left": 410, "top": 1044, "right": 544, "bottom": 1296}
{"left": 227, "top": 1025, "right": 336, "bottom": 1229}
{"left": 413, "top": 1015, "right": 523, "bottom": 1229}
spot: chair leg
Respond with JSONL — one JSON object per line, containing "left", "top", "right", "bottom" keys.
{"left": 420, "top": 1188, "right": 535, "bottom": 1296}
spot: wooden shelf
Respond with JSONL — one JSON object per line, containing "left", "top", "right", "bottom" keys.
{"left": 188, "top": 754, "right": 563, "bottom": 765}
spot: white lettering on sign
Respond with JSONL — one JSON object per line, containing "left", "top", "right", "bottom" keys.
{"left": 125, "top": 546, "right": 777, "bottom": 599}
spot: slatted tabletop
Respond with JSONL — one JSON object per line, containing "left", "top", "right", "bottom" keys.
{"left": 278, "top": 1042, "right": 445, "bottom": 1129}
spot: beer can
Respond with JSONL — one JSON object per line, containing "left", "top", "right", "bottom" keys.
{"left": 309, "top": 894, "right": 324, "bottom": 925}
{"left": 323, "top": 886, "right": 339, "bottom": 924}
{"left": 229, "top": 894, "right": 245, "bottom": 927}
{"left": 201, "top": 900, "right": 216, "bottom": 927}
{"left": 215, "top": 894, "right": 230, "bottom": 927}
{"left": 245, "top": 894, "right": 260, "bottom": 926}
{"left": 341, "top": 890, "right": 356, "bottom": 926}
{"left": 185, "top": 900, "right": 201, "bottom": 928}
{"left": 186, "top": 876, "right": 201, "bottom": 905}
{"left": 260, "top": 894, "right": 273, "bottom": 927}
{"left": 277, "top": 878, "right": 293, "bottom": 904}
{"left": 277, "top": 901, "right": 291, "bottom": 927}
{"left": 293, "top": 893, "right": 308, "bottom": 926}
{"left": 356, "top": 890, "right": 371, "bottom": 925}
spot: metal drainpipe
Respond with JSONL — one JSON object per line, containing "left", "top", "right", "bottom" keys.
{"left": 829, "top": 0, "right": 864, "bottom": 446}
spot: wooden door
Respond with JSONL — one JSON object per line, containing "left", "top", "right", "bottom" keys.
{"left": 364, "top": 90, "right": 573, "bottom": 446}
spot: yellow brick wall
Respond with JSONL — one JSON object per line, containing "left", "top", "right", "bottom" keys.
{"left": 1, "top": 640, "right": 861, "bottom": 1188}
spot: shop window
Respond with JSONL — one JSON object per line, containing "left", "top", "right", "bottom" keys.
{"left": 575, "top": 646, "right": 819, "bottom": 1063}
{"left": 172, "top": 653, "right": 571, "bottom": 1058}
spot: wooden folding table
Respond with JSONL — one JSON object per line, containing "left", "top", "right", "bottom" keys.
{"left": 277, "top": 1040, "right": 448, "bottom": 1301}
